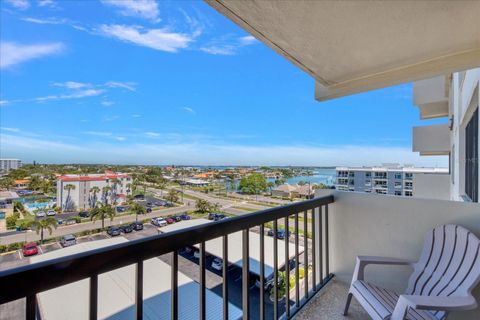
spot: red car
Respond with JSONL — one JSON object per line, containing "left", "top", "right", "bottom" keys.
{"left": 165, "top": 217, "right": 175, "bottom": 224}
{"left": 22, "top": 243, "right": 39, "bottom": 257}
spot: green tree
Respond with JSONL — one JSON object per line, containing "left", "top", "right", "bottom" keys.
{"left": 7, "top": 168, "right": 28, "bottom": 180}
{"left": 63, "top": 184, "right": 76, "bottom": 211}
{"left": 195, "top": 199, "right": 213, "bottom": 213}
{"left": 0, "top": 177, "right": 14, "bottom": 190}
{"left": 129, "top": 202, "right": 146, "bottom": 223}
{"left": 91, "top": 203, "right": 116, "bottom": 229}
{"left": 89, "top": 186, "right": 100, "bottom": 208}
{"left": 28, "top": 176, "right": 42, "bottom": 191}
{"left": 156, "top": 178, "right": 167, "bottom": 197}
{"left": 267, "top": 181, "right": 275, "bottom": 195}
{"left": 165, "top": 189, "right": 179, "bottom": 203}
{"left": 40, "top": 179, "right": 54, "bottom": 195}
{"left": 102, "top": 186, "right": 111, "bottom": 204}
{"left": 29, "top": 217, "right": 58, "bottom": 244}
{"left": 239, "top": 173, "right": 268, "bottom": 199}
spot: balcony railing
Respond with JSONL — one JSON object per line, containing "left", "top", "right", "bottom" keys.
{"left": 0, "top": 195, "right": 334, "bottom": 320}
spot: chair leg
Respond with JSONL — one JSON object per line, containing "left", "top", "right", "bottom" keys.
{"left": 343, "top": 292, "right": 353, "bottom": 316}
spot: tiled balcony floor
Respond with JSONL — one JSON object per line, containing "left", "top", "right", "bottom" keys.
{"left": 294, "top": 280, "right": 370, "bottom": 320}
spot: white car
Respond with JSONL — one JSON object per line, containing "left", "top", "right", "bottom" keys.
{"left": 60, "top": 234, "right": 76, "bottom": 247}
{"left": 47, "top": 210, "right": 56, "bottom": 216}
{"left": 151, "top": 217, "right": 167, "bottom": 227}
{"left": 211, "top": 258, "right": 223, "bottom": 271}
{"left": 35, "top": 211, "right": 46, "bottom": 218}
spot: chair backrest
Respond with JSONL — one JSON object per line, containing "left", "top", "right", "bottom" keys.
{"left": 406, "top": 225, "right": 480, "bottom": 298}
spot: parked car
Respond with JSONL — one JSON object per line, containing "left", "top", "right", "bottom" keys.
{"left": 56, "top": 218, "right": 64, "bottom": 225}
{"left": 165, "top": 217, "right": 175, "bottom": 224}
{"left": 146, "top": 202, "right": 153, "bottom": 207}
{"left": 154, "top": 201, "right": 165, "bottom": 206}
{"left": 146, "top": 207, "right": 152, "bottom": 213}
{"left": 79, "top": 211, "right": 90, "bottom": 218}
{"left": 46, "top": 210, "right": 56, "bottom": 216}
{"left": 171, "top": 215, "right": 182, "bottom": 222}
{"left": 193, "top": 250, "right": 200, "bottom": 259}
{"left": 119, "top": 224, "right": 133, "bottom": 233}
{"left": 180, "top": 214, "right": 191, "bottom": 220}
{"left": 267, "top": 229, "right": 291, "bottom": 239}
{"left": 107, "top": 226, "right": 121, "bottom": 236}
{"left": 35, "top": 211, "right": 46, "bottom": 218}
{"left": 60, "top": 234, "right": 76, "bottom": 247}
{"left": 116, "top": 206, "right": 126, "bottom": 213}
{"left": 134, "top": 194, "right": 145, "bottom": 200}
{"left": 164, "top": 201, "right": 174, "bottom": 207}
{"left": 213, "top": 214, "right": 226, "bottom": 221}
{"left": 65, "top": 219, "right": 77, "bottom": 225}
{"left": 22, "top": 243, "right": 38, "bottom": 257}
{"left": 130, "top": 222, "right": 144, "bottom": 231}
{"left": 208, "top": 213, "right": 218, "bottom": 220}
{"left": 151, "top": 217, "right": 167, "bottom": 227}
{"left": 211, "top": 258, "right": 223, "bottom": 271}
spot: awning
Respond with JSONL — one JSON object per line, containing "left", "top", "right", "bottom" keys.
{"left": 206, "top": 1, "right": 480, "bottom": 100}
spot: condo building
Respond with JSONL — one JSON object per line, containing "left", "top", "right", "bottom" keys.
{"left": 412, "top": 68, "right": 480, "bottom": 202}
{"left": 56, "top": 171, "right": 132, "bottom": 211}
{"left": 0, "top": 159, "right": 22, "bottom": 173}
{"left": 335, "top": 165, "right": 449, "bottom": 199}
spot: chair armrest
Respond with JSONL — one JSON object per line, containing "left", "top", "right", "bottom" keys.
{"left": 391, "top": 295, "right": 477, "bottom": 320}
{"left": 351, "top": 256, "right": 415, "bottom": 283}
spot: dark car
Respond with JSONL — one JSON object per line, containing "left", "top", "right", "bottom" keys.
{"left": 79, "top": 211, "right": 90, "bottom": 218}
{"left": 164, "top": 201, "right": 174, "bottom": 207}
{"left": 146, "top": 207, "right": 152, "bottom": 213}
{"left": 130, "top": 222, "right": 144, "bottom": 231}
{"left": 146, "top": 202, "right": 153, "bottom": 207}
{"left": 267, "top": 229, "right": 291, "bottom": 239}
{"left": 214, "top": 214, "right": 226, "bottom": 221}
{"left": 107, "top": 226, "right": 121, "bottom": 236}
{"left": 208, "top": 213, "right": 218, "bottom": 220}
{"left": 116, "top": 206, "right": 126, "bottom": 213}
{"left": 171, "top": 215, "right": 182, "bottom": 222}
{"left": 134, "top": 194, "right": 145, "bottom": 200}
{"left": 180, "top": 214, "right": 191, "bottom": 220}
{"left": 119, "top": 224, "right": 133, "bottom": 233}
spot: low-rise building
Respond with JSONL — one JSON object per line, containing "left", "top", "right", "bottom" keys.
{"left": 335, "top": 165, "right": 449, "bottom": 199}
{"left": 56, "top": 171, "right": 132, "bottom": 212}
{"left": 272, "top": 183, "right": 314, "bottom": 199}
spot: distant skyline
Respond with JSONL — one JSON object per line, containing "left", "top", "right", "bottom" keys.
{"left": 0, "top": 0, "right": 448, "bottom": 167}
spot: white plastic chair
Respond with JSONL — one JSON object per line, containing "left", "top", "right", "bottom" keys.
{"left": 344, "top": 225, "right": 480, "bottom": 320}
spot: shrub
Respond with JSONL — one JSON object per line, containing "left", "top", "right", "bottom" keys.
{"left": 0, "top": 245, "right": 7, "bottom": 253}
{"left": 6, "top": 215, "right": 17, "bottom": 229}
{"left": 7, "top": 242, "right": 22, "bottom": 251}
{"left": 73, "top": 216, "right": 81, "bottom": 223}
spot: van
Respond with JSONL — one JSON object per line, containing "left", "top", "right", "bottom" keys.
{"left": 60, "top": 234, "right": 77, "bottom": 247}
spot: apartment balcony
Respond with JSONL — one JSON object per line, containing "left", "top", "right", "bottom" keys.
{"left": 412, "top": 124, "right": 450, "bottom": 156}
{"left": 413, "top": 76, "right": 449, "bottom": 120}
{"left": 2, "top": 192, "right": 478, "bottom": 320}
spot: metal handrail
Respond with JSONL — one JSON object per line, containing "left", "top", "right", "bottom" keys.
{"left": 0, "top": 195, "right": 334, "bottom": 305}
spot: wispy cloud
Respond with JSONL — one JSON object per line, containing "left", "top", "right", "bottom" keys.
{"left": 200, "top": 35, "right": 258, "bottom": 56}
{"left": 99, "top": 24, "right": 194, "bottom": 53}
{"left": 83, "top": 131, "right": 112, "bottom": 137}
{"left": 103, "top": 115, "right": 120, "bottom": 122}
{"left": 101, "top": 100, "right": 115, "bottom": 107}
{"left": 105, "top": 81, "right": 136, "bottom": 91}
{"left": 5, "top": 0, "right": 30, "bottom": 10}
{"left": 0, "top": 100, "right": 9, "bottom": 106}
{"left": 33, "top": 89, "right": 105, "bottom": 102}
{"left": 37, "top": 0, "right": 56, "bottom": 7}
{"left": 21, "top": 17, "right": 66, "bottom": 24}
{"left": 53, "top": 81, "right": 91, "bottom": 89}
{"left": 101, "top": 0, "right": 160, "bottom": 23}
{"left": 115, "top": 136, "right": 126, "bottom": 141}
{"left": 0, "top": 42, "right": 65, "bottom": 69}
{"left": 0, "top": 127, "right": 20, "bottom": 132}
{"left": 182, "top": 107, "right": 195, "bottom": 114}
{"left": 145, "top": 131, "right": 160, "bottom": 137}
{"left": 132, "top": 114, "right": 142, "bottom": 118}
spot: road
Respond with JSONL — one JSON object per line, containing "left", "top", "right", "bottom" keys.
{"left": 0, "top": 204, "right": 194, "bottom": 245}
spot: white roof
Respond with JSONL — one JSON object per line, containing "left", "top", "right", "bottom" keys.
{"left": 32, "top": 238, "right": 242, "bottom": 320}
{"left": 336, "top": 166, "right": 449, "bottom": 174}
{"left": 161, "top": 219, "right": 303, "bottom": 279}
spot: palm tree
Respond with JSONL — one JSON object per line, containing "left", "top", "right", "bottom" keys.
{"left": 126, "top": 183, "right": 132, "bottom": 194}
{"left": 90, "top": 203, "right": 116, "bottom": 229}
{"left": 109, "top": 178, "right": 120, "bottom": 206}
{"left": 89, "top": 186, "right": 100, "bottom": 208}
{"left": 156, "top": 178, "right": 167, "bottom": 197}
{"left": 63, "top": 184, "right": 76, "bottom": 211}
{"left": 129, "top": 202, "right": 146, "bottom": 223}
{"left": 102, "top": 186, "right": 111, "bottom": 204}
{"left": 30, "top": 217, "right": 57, "bottom": 244}
{"left": 40, "top": 179, "right": 54, "bottom": 195}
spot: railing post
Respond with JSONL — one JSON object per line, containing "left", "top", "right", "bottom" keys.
{"left": 284, "top": 216, "right": 290, "bottom": 318}
{"left": 242, "top": 229, "right": 250, "bottom": 320}
{"left": 259, "top": 224, "right": 265, "bottom": 320}
{"left": 222, "top": 235, "right": 229, "bottom": 320}
{"left": 199, "top": 242, "right": 206, "bottom": 320}
{"left": 171, "top": 251, "right": 178, "bottom": 320}
{"left": 89, "top": 275, "right": 98, "bottom": 320}
{"left": 136, "top": 260, "right": 143, "bottom": 320}
{"left": 273, "top": 220, "right": 278, "bottom": 319}
{"left": 26, "top": 294, "right": 37, "bottom": 320}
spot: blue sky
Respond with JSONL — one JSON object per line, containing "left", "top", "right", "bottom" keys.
{"left": 0, "top": 0, "right": 448, "bottom": 167}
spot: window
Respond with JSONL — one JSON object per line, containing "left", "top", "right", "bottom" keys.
{"left": 365, "top": 172, "right": 371, "bottom": 178}
{"left": 394, "top": 190, "right": 402, "bottom": 196}
{"left": 405, "top": 173, "right": 413, "bottom": 180}
{"left": 394, "top": 181, "right": 402, "bottom": 188}
{"left": 405, "top": 181, "right": 413, "bottom": 190}
{"left": 465, "top": 108, "right": 478, "bottom": 202}
{"left": 394, "top": 173, "right": 402, "bottom": 179}
{"left": 405, "top": 191, "right": 413, "bottom": 197}
{"left": 348, "top": 172, "right": 355, "bottom": 178}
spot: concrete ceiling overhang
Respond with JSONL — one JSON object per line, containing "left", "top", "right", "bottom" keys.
{"left": 205, "top": 0, "right": 480, "bottom": 101}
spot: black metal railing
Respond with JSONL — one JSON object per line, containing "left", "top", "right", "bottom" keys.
{"left": 0, "top": 195, "right": 334, "bottom": 320}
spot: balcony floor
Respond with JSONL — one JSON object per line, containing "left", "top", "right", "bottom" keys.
{"left": 294, "top": 280, "right": 369, "bottom": 320}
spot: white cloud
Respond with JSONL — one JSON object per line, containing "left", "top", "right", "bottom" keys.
{"left": 33, "top": 89, "right": 105, "bottom": 102}
{"left": 201, "top": 35, "right": 258, "bottom": 56}
{"left": 99, "top": 24, "right": 193, "bottom": 53}
{"left": 37, "top": 0, "right": 55, "bottom": 7}
{"left": 0, "top": 127, "right": 20, "bottom": 132}
{"left": 145, "top": 131, "right": 160, "bottom": 137}
{"left": 115, "top": 136, "right": 126, "bottom": 141}
{"left": 83, "top": 131, "right": 112, "bottom": 137}
{"left": 0, "top": 42, "right": 64, "bottom": 69}
{"left": 22, "top": 17, "right": 66, "bottom": 24}
{"left": 132, "top": 114, "right": 142, "bottom": 118}
{"left": 53, "top": 81, "right": 91, "bottom": 89}
{"left": 101, "top": 100, "right": 115, "bottom": 106}
{"left": 105, "top": 81, "right": 136, "bottom": 91}
{"left": 6, "top": 0, "right": 30, "bottom": 10}
{"left": 0, "top": 100, "right": 9, "bottom": 106}
{"left": 101, "top": 0, "right": 160, "bottom": 23}
{"left": 182, "top": 107, "right": 195, "bottom": 114}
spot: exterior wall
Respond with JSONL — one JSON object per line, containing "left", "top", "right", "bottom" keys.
{"left": 412, "top": 173, "right": 450, "bottom": 200}
{"left": 0, "top": 159, "right": 22, "bottom": 172}
{"left": 315, "top": 190, "right": 480, "bottom": 320}
{"left": 450, "top": 68, "right": 480, "bottom": 202}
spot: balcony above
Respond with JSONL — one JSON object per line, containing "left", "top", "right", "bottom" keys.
{"left": 413, "top": 76, "right": 449, "bottom": 119}
{"left": 413, "top": 124, "right": 450, "bottom": 156}
{"left": 206, "top": 1, "right": 480, "bottom": 101}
